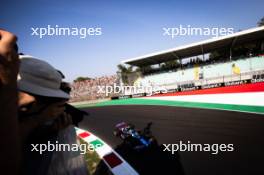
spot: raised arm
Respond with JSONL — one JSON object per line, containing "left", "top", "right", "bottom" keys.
{"left": 0, "top": 29, "right": 20, "bottom": 175}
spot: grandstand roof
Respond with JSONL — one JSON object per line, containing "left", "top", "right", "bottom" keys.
{"left": 123, "top": 26, "right": 264, "bottom": 67}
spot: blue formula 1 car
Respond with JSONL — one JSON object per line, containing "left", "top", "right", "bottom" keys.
{"left": 113, "top": 122, "right": 158, "bottom": 151}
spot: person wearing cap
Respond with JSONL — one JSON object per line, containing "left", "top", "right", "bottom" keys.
{"left": 18, "top": 55, "right": 72, "bottom": 143}
{"left": 18, "top": 55, "right": 88, "bottom": 175}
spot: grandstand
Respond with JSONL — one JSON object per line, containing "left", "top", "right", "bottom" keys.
{"left": 70, "top": 75, "right": 118, "bottom": 102}
{"left": 121, "top": 26, "right": 264, "bottom": 95}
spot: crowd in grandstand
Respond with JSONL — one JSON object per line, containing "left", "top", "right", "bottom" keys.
{"left": 68, "top": 53, "right": 264, "bottom": 102}
{"left": 70, "top": 75, "right": 119, "bottom": 102}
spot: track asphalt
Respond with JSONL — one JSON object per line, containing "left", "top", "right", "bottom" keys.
{"left": 79, "top": 105, "right": 264, "bottom": 175}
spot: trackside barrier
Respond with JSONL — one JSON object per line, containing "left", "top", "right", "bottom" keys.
{"left": 75, "top": 128, "right": 139, "bottom": 175}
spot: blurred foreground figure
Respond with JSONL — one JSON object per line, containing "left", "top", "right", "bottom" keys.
{"left": 18, "top": 55, "right": 88, "bottom": 175}
{"left": 60, "top": 81, "right": 88, "bottom": 127}
{"left": 0, "top": 29, "right": 20, "bottom": 175}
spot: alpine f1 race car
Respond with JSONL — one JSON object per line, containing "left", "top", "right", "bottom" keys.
{"left": 113, "top": 122, "right": 158, "bottom": 151}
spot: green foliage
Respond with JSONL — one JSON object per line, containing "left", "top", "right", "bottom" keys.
{"left": 160, "top": 60, "right": 180, "bottom": 70}
{"left": 117, "top": 64, "right": 133, "bottom": 85}
{"left": 136, "top": 65, "right": 153, "bottom": 73}
{"left": 257, "top": 17, "right": 264, "bottom": 26}
{"left": 74, "top": 76, "right": 92, "bottom": 82}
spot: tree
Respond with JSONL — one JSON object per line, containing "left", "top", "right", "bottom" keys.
{"left": 135, "top": 65, "right": 153, "bottom": 74}
{"left": 160, "top": 60, "right": 179, "bottom": 71}
{"left": 257, "top": 17, "right": 264, "bottom": 26}
{"left": 117, "top": 64, "right": 133, "bottom": 85}
{"left": 74, "top": 76, "right": 92, "bottom": 82}
{"left": 209, "top": 47, "right": 229, "bottom": 61}
{"left": 209, "top": 50, "right": 221, "bottom": 60}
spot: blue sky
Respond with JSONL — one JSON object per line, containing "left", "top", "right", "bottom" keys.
{"left": 1, "top": 0, "right": 263, "bottom": 81}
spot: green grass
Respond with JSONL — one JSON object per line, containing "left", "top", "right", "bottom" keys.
{"left": 79, "top": 139, "right": 101, "bottom": 175}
